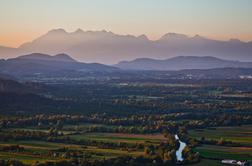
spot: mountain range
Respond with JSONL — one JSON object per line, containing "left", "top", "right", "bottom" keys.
{"left": 115, "top": 56, "right": 252, "bottom": 71}
{"left": 0, "top": 29, "right": 252, "bottom": 64}
{"left": 0, "top": 53, "right": 117, "bottom": 77}
{"left": 0, "top": 53, "right": 251, "bottom": 80}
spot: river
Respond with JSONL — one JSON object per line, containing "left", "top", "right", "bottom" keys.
{"left": 175, "top": 134, "right": 187, "bottom": 162}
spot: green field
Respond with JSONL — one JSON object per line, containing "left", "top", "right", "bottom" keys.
{"left": 68, "top": 132, "right": 166, "bottom": 144}
{"left": 189, "top": 125, "right": 252, "bottom": 146}
{"left": 0, "top": 139, "right": 144, "bottom": 164}
{"left": 0, "top": 126, "right": 167, "bottom": 164}
{"left": 1, "top": 125, "right": 251, "bottom": 165}
{"left": 0, "top": 152, "right": 57, "bottom": 165}
{"left": 191, "top": 159, "right": 223, "bottom": 166}
{"left": 0, "top": 132, "right": 160, "bottom": 164}
{"left": 194, "top": 145, "right": 252, "bottom": 160}
{"left": 189, "top": 125, "right": 252, "bottom": 165}
{"left": 0, "top": 141, "right": 62, "bottom": 164}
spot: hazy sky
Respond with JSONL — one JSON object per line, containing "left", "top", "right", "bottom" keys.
{"left": 0, "top": 0, "right": 252, "bottom": 47}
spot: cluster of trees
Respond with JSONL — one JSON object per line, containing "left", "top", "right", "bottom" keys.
{"left": 143, "top": 132, "right": 199, "bottom": 164}
{"left": 1, "top": 112, "right": 252, "bottom": 135}
{"left": 0, "top": 130, "right": 48, "bottom": 142}
{"left": 143, "top": 132, "right": 179, "bottom": 164}
{"left": 198, "top": 136, "right": 241, "bottom": 147}
{"left": 48, "top": 136, "right": 145, "bottom": 151}
{"left": 182, "top": 147, "right": 200, "bottom": 163}
{"left": 48, "top": 147, "right": 92, "bottom": 159}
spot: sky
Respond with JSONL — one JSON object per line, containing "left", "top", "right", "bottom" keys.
{"left": 0, "top": 0, "right": 252, "bottom": 47}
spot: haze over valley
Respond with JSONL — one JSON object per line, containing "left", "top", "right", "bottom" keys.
{"left": 0, "top": 1, "right": 252, "bottom": 166}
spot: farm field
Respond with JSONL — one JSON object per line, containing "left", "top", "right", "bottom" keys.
{"left": 189, "top": 125, "right": 252, "bottom": 146}
{"left": 0, "top": 139, "right": 144, "bottom": 164}
{"left": 0, "top": 141, "right": 62, "bottom": 164}
{"left": 189, "top": 125, "right": 252, "bottom": 165}
{"left": 191, "top": 159, "right": 223, "bottom": 166}
{"left": 194, "top": 145, "right": 252, "bottom": 160}
{"left": 68, "top": 132, "right": 166, "bottom": 144}
{"left": 0, "top": 132, "right": 165, "bottom": 164}
{"left": 1, "top": 125, "right": 251, "bottom": 165}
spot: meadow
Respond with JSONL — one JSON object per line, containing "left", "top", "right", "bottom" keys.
{"left": 189, "top": 125, "right": 252, "bottom": 164}
{"left": 0, "top": 130, "right": 164, "bottom": 164}
{"left": 189, "top": 125, "right": 252, "bottom": 146}
{"left": 68, "top": 133, "right": 166, "bottom": 144}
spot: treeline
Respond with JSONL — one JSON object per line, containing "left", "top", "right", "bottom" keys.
{"left": 2, "top": 113, "right": 252, "bottom": 134}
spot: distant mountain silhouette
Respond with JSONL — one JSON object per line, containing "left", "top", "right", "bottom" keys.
{"left": 115, "top": 56, "right": 252, "bottom": 71}
{"left": 17, "top": 53, "right": 77, "bottom": 62}
{"left": 0, "top": 53, "right": 117, "bottom": 77}
{"left": 0, "top": 29, "right": 252, "bottom": 64}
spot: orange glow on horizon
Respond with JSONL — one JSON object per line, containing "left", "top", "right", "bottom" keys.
{"left": 1, "top": 0, "right": 251, "bottom": 48}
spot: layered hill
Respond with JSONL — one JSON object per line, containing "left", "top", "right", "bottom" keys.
{"left": 115, "top": 56, "right": 252, "bottom": 71}
{"left": 0, "top": 53, "right": 117, "bottom": 77}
